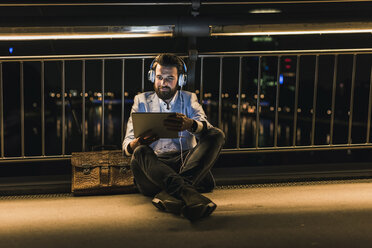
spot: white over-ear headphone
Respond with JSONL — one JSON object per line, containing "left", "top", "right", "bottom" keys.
{"left": 147, "top": 55, "right": 188, "bottom": 87}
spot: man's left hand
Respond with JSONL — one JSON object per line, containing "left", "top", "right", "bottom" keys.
{"left": 163, "top": 113, "right": 194, "bottom": 132}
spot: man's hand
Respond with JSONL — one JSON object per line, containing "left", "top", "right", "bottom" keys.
{"left": 129, "top": 129, "right": 159, "bottom": 151}
{"left": 163, "top": 113, "right": 194, "bottom": 132}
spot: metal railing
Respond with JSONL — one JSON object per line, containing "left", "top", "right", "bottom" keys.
{"left": 2, "top": 48, "right": 372, "bottom": 162}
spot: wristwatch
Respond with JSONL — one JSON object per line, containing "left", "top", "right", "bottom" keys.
{"left": 191, "top": 120, "right": 198, "bottom": 132}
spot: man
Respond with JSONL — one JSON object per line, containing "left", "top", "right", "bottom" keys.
{"left": 122, "top": 54, "right": 225, "bottom": 221}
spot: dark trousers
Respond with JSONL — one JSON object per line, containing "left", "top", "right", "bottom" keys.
{"left": 130, "top": 127, "right": 225, "bottom": 197}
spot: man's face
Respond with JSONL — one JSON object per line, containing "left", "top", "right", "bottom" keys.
{"left": 153, "top": 64, "right": 179, "bottom": 101}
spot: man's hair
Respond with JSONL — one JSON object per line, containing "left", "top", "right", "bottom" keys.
{"left": 152, "top": 54, "right": 185, "bottom": 75}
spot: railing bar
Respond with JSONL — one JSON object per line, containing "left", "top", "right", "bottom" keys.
{"left": 274, "top": 56, "right": 281, "bottom": 147}
{"left": 366, "top": 63, "right": 372, "bottom": 143}
{"left": 221, "top": 143, "right": 372, "bottom": 154}
{"left": 348, "top": 54, "right": 357, "bottom": 145}
{"left": 61, "top": 61, "right": 65, "bottom": 155}
{"left": 3, "top": 142, "right": 372, "bottom": 162}
{"left": 141, "top": 58, "right": 145, "bottom": 93}
{"left": 311, "top": 55, "right": 319, "bottom": 146}
{"left": 200, "top": 57, "right": 204, "bottom": 104}
{"left": 121, "top": 59, "right": 125, "bottom": 143}
{"left": 41, "top": 61, "right": 45, "bottom": 156}
{"left": 218, "top": 57, "right": 223, "bottom": 129}
{"left": 199, "top": 49, "right": 372, "bottom": 57}
{"left": 0, "top": 156, "right": 72, "bottom": 163}
{"left": 3, "top": 49, "right": 372, "bottom": 61}
{"left": 6, "top": 2, "right": 372, "bottom": 7}
{"left": 16, "top": 1, "right": 372, "bottom": 7}
{"left": 0, "top": 62, "right": 3, "bottom": 158}
{"left": 237, "top": 57, "right": 242, "bottom": 149}
{"left": 0, "top": 55, "right": 162, "bottom": 62}
{"left": 330, "top": 55, "right": 338, "bottom": 145}
{"left": 292, "top": 55, "right": 300, "bottom": 146}
{"left": 82, "top": 60, "right": 86, "bottom": 152}
{"left": 101, "top": 59, "right": 105, "bottom": 146}
{"left": 256, "top": 56, "right": 262, "bottom": 148}
{"left": 20, "top": 62, "right": 25, "bottom": 157}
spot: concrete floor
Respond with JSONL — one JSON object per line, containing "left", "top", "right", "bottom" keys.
{"left": 1, "top": 180, "right": 372, "bottom": 248}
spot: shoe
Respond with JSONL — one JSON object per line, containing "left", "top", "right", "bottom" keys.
{"left": 179, "top": 186, "right": 217, "bottom": 221}
{"left": 152, "top": 190, "right": 184, "bottom": 215}
{"left": 195, "top": 171, "right": 216, "bottom": 193}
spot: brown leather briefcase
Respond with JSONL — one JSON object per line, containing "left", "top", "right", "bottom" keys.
{"left": 71, "top": 150, "right": 136, "bottom": 195}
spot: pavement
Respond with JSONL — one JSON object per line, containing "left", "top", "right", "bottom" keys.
{"left": 1, "top": 179, "right": 372, "bottom": 248}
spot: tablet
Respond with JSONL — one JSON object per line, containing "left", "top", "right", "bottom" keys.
{"left": 132, "top": 112, "right": 179, "bottom": 138}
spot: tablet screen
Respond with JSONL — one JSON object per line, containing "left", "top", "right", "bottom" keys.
{"left": 132, "top": 112, "right": 179, "bottom": 138}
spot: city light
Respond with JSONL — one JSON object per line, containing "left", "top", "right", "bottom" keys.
{"left": 252, "top": 36, "right": 273, "bottom": 42}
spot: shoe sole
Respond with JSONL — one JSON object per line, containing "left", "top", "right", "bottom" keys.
{"left": 152, "top": 198, "right": 183, "bottom": 215}
{"left": 182, "top": 202, "right": 217, "bottom": 221}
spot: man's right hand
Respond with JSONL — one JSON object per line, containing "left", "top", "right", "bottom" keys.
{"left": 129, "top": 129, "right": 159, "bottom": 151}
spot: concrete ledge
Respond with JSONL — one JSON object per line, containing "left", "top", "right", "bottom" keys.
{"left": 1, "top": 162, "right": 372, "bottom": 196}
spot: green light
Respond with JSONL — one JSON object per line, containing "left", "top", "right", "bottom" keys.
{"left": 252, "top": 36, "right": 273, "bottom": 42}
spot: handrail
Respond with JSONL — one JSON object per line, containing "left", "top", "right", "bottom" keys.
{"left": 0, "top": 1, "right": 369, "bottom": 7}
{"left": 1, "top": 48, "right": 372, "bottom": 62}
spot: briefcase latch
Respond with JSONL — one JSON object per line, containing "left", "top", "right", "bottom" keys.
{"left": 82, "top": 164, "right": 91, "bottom": 175}
{"left": 120, "top": 167, "right": 128, "bottom": 174}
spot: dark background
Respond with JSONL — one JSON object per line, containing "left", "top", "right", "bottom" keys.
{"left": 2, "top": 0, "right": 372, "bottom": 179}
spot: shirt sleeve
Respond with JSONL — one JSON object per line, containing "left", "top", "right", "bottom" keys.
{"left": 122, "top": 95, "right": 139, "bottom": 156}
{"left": 124, "top": 144, "right": 133, "bottom": 156}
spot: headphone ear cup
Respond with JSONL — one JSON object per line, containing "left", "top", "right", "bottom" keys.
{"left": 148, "top": 69, "right": 155, "bottom": 83}
{"left": 178, "top": 73, "right": 187, "bottom": 87}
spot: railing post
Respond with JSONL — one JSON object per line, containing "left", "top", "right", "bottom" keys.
{"left": 218, "top": 57, "right": 223, "bottom": 130}
{"left": 82, "top": 60, "right": 86, "bottom": 152}
{"left": 293, "top": 55, "right": 300, "bottom": 146}
{"left": 330, "top": 55, "right": 338, "bottom": 145}
{"left": 274, "top": 56, "right": 281, "bottom": 147}
{"left": 101, "top": 59, "right": 105, "bottom": 146}
{"left": 311, "top": 55, "right": 319, "bottom": 146}
{"left": 348, "top": 54, "right": 357, "bottom": 145}
{"left": 121, "top": 58, "right": 125, "bottom": 144}
{"left": 41, "top": 61, "right": 45, "bottom": 156}
{"left": 367, "top": 63, "right": 372, "bottom": 143}
{"left": 20, "top": 62, "right": 25, "bottom": 157}
{"left": 61, "top": 60, "right": 65, "bottom": 155}
{"left": 142, "top": 58, "right": 145, "bottom": 93}
{"left": 199, "top": 57, "right": 204, "bottom": 104}
{"left": 237, "top": 57, "right": 242, "bottom": 149}
{"left": 256, "top": 56, "right": 262, "bottom": 148}
{"left": 0, "top": 62, "right": 3, "bottom": 158}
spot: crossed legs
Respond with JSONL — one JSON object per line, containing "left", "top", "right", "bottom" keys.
{"left": 130, "top": 127, "right": 225, "bottom": 197}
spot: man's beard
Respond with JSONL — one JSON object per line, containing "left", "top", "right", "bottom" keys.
{"left": 155, "top": 86, "right": 178, "bottom": 101}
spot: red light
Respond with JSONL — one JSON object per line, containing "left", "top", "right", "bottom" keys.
{"left": 284, "top": 58, "right": 292, "bottom": 63}
{"left": 285, "top": 65, "right": 291, "bottom": 69}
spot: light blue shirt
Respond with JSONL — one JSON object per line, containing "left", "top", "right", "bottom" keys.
{"left": 123, "top": 90, "right": 212, "bottom": 156}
